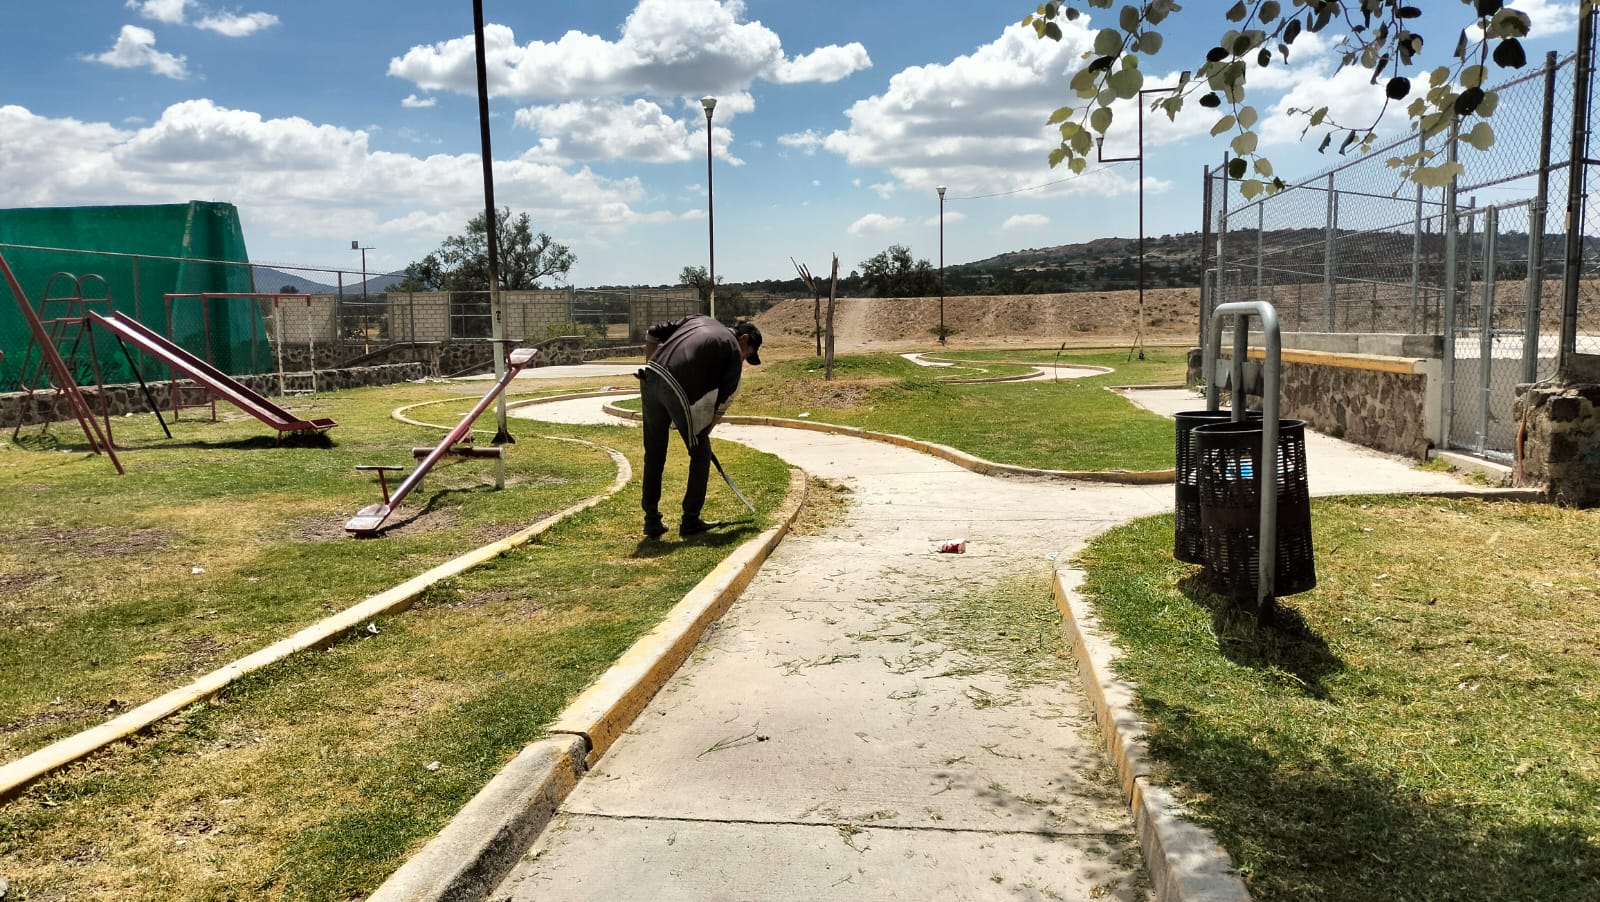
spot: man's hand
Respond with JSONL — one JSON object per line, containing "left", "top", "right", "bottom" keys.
{"left": 644, "top": 339, "right": 659, "bottom": 362}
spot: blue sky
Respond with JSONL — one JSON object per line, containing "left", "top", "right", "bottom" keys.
{"left": 0, "top": 1, "right": 1582, "bottom": 287}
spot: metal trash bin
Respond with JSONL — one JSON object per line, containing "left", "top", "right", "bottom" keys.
{"left": 1174, "top": 409, "right": 1260, "bottom": 564}
{"left": 1193, "top": 418, "right": 1316, "bottom": 600}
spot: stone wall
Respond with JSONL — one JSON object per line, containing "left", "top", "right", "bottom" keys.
{"left": 1191, "top": 336, "right": 1437, "bottom": 458}
{"left": 0, "top": 363, "right": 425, "bottom": 430}
{"left": 1513, "top": 378, "right": 1600, "bottom": 506}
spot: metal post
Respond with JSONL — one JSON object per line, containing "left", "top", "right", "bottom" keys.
{"left": 1410, "top": 132, "right": 1426, "bottom": 334}
{"left": 1478, "top": 206, "right": 1499, "bottom": 454}
{"left": 1560, "top": 9, "right": 1595, "bottom": 370}
{"left": 1218, "top": 153, "right": 1230, "bottom": 311}
{"left": 1442, "top": 121, "right": 1461, "bottom": 451}
{"left": 471, "top": 0, "right": 511, "bottom": 443}
{"left": 1203, "top": 301, "right": 1283, "bottom": 609}
{"left": 702, "top": 96, "right": 718, "bottom": 321}
{"left": 1199, "top": 164, "right": 1214, "bottom": 351}
{"left": 1256, "top": 202, "right": 1265, "bottom": 303}
{"left": 1324, "top": 173, "right": 1337, "bottom": 331}
{"left": 1526, "top": 51, "right": 1559, "bottom": 384}
{"left": 938, "top": 185, "right": 947, "bottom": 345}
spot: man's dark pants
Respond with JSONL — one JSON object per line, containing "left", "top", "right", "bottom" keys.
{"left": 640, "top": 371, "right": 712, "bottom": 524}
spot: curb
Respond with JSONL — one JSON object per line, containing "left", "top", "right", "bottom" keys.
{"left": 365, "top": 467, "right": 810, "bottom": 901}
{"left": 1052, "top": 567, "right": 1253, "bottom": 902}
{"left": 601, "top": 401, "right": 1174, "bottom": 485}
{"left": 0, "top": 442, "right": 631, "bottom": 803}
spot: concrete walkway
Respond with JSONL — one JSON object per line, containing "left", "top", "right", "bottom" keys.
{"left": 494, "top": 388, "right": 1482, "bottom": 900}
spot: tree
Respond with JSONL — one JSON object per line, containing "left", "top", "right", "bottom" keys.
{"left": 1024, "top": 0, "right": 1541, "bottom": 197}
{"left": 679, "top": 265, "right": 713, "bottom": 302}
{"left": 400, "top": 208, "right": 575, "bottom": 291}
{"left": 859, "top": 245, "right": 940, "bottom": 298}
{"left": 278, "top": 284, "right": 299, "bottom": 294}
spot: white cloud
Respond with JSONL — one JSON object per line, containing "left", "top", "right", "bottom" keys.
{"left": 401, "top": 94, "right": 438, "bottom": 109}
{"left": 1003, "top": 214, "right": 1049, "bottom": 230}
{"left": 869, "top": 181, "right": 896, "bottom": 199}
{"left": 778, "top": 130, "right": 825, "bottom": 154}
{"left": 772, "top": 43, "right": 871, "bottom": 84}
{"left": 0, "top": 101, "right": 655, "bottom": 272}
{"left": 84, "top": 25, "right": 189, "bottom": 79}
{"left": 516, "top": 96, "right": 746, "bottom": 166}
{"left": 1258, "top": 63, "right": 1412, "bottom": 148}
{"left": 847, "top": 213, "right": 906, "bottom": 235}
{"left": 126, "top": 0, "right": 191, "bottom": 25}
{"left": 924, "top": 211, "right": 967, "bottom": 227}
{"left": 196, "top": 12, "right": 279, "bottom": 37}
{"left": 821, "top": 18, "right": 1132, "bottom": 199}
{"left": 387, "top": 0, "right": 869, "bottom": 100}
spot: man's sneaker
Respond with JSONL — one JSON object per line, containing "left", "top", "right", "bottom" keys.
{"left": 679, "top": 516, "right": 714, "bottom": 537}
{"left": 644, "top": 516, "right": 668, "bottom": 539}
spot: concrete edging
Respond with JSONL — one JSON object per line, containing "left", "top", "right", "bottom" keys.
{"left": 0, "top": 442, "right": 632, "bottom": 803}
{"left": 600, "top": 400, "right": 1175, "bottom": 485}
{"left": 365, "top": 467, "right": 810, "bottom": 902}
{"left": 1052, "top": 567, "right": 1253, "bottom": 902}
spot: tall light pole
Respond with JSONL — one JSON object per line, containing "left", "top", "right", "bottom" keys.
{"left": 701, "top": 95, "right": 718, "bottom": 321}
{"left": 472, "top": 0, "right": 512, "bottom": 443}
{"left": 937, "top": 186, "right": 947, "bottom": 346}
{"left": 1097, "top": 84, "right": 1181, "bottom": 361}
{"left": 351, "top": 240, "right": 373, "bottom": 302}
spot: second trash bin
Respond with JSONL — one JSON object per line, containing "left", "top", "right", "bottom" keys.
{"left": 1174, "top": 409, "right": 1261, "bottom": 565}
{"left": 1193, "top": 417, "right": 1316, "bottom": 601}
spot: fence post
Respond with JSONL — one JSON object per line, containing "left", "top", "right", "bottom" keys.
{"left": 1199, "top": 164, "right": 1214, "bottom": 351}
{"left": 1560, "top": 8, "right": 1595, "bottom": 371}
{"left": 1525, "top": 51, "right": 1559, "bottom": 384}
{"left": 1256, "top": 201, "right": 1265, "bottom": 303}
{"left": 1442, "top": 121, "right": 1461, "bottom": 451}
{"left": 1217, "top": 153, "right": 1230, "bottom": 312}
{"left": 1478, "top": 206, "right": 1499, "bottom": 454}
{"left": 1410, "top": 132, "right": 1425, "bottom": 334}
{"left": 1324, "top": 173, "right": 1337, "bottom": 331}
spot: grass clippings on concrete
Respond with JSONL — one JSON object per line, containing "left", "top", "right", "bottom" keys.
{"left": 1077, "top": 495, "right": 1600, "bottom": 901}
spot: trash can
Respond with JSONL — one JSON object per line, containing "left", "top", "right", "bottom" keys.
{"left": 1193, "top": 418, "right": 1316, "bottom": 600}
{"left": 1173, "top": 409, "right": 1259, "bottom": 564}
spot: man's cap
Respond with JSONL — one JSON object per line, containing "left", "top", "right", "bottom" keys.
{"left": 734, "top": 321, "right": 762, "bottom": 365}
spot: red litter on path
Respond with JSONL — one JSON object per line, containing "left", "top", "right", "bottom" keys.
{"left": 937, "top": 539, "right": 967, "bottom": 554}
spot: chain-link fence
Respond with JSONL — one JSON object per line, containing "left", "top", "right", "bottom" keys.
{"left": 1204, "top": 46, "right": 1598, "bottom": 462}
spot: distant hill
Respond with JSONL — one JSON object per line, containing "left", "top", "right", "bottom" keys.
{"left": 250, "top": 266, "right": 404, "bottom": 295}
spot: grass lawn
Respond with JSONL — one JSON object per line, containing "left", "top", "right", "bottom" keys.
{"left": 1077, "top": 496, "right": 1600, "bottom": 901}
{"left": 0, "top": 380, "right": 792, "bottom": 899}
{"left": 720, "top": 352, "right": 1178, "bottom": 471}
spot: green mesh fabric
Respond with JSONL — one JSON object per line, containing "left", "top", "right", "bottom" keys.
{"left": 1, "top": 202, "right": 258, "bottom": 388}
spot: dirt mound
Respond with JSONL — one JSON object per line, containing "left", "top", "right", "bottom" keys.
{"left": 754, "top": 288, "right": 1199, "bottom": 353}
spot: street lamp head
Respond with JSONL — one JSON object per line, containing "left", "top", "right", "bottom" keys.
{"left": 351, "top": 240, "right": 359, "bottom": 250}
{"left": 937, "top": 185, "right": 946, "bottom": 197}
{"left": 701, "top": 96, "right": 717, "bottom": 117}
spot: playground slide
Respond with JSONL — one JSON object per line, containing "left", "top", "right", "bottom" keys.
{"left": 86, "top": 311, "right": 336, "bottom": 436}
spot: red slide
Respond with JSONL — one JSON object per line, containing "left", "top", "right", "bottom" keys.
{"left": 87, "top": 310, "right": 336, "bottom": 436}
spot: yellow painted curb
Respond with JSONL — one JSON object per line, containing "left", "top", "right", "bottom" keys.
{"left": 1053, "top": 567, "right": 1252, "bottom": 902}
{"left": 548, "top": 467, "right": 809, "bottom": 766}
{"left": 0, "top": 441, "right": 632, "bottom": 803}
{"left": 601, "top": 400, "right": 1173, "bottom": 485}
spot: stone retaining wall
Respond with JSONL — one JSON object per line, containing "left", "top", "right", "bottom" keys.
{"left": 0, "top": 363, "right": 425, "bottom": 430}
{"left": 1189, "top": 339, "right": 1436, "bottom": 458}
{"left": 1513, "top": 379, "right": 1600, "bottom": 506}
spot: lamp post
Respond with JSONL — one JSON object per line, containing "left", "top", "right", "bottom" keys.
{"left": 937, "top": 186, "right": 947, "bottom": 345}
{"left": 472, "top": 0, "right": 512, "bottom": 443}
{"left": 1096, "top": 84, "right": 1181, "bottom": 361}
{"left": 351, "top": 240, "right": 374, "bottom": 350}
{"left": 701, "top": 95, "right": 717, "bottom": 321}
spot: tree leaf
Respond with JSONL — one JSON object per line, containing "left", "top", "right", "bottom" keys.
{"left": 1048, "top": 107, "right": 1074, "bottom": 125}
{"left": 1237, "top": 106, "right": 1258, "bottom": 129}
{"left": 1095, "top": 28, "right": 1123, "bottom": 56}
{"left": 1090, "top": 106, "right": 1114, "bottom": 134}
{"left": 1228, "top": 157, "right": 1248, "bottom": 179}
{"left": 1493, "top": 38, "right": 1526, "bottom": 69}
{"left": 1226, "top": 1, "right": 1247, "bottom": 23}
{"left": 1231, "top": 131, "right": 1259, "bottom": 155}
{"left": 1241, "top": 178, "right": 1264, "bottom": 200}
{"left": 1120, "top": 5, "right": 1140, "bottom": 31}
{"left": 1211, "top": 115, "right": 1237, "bottom": 136}
{"left": 1463, "top": 121, "right": 1496, "bottom": 151}
{"left": 1260, "top": 1, "right": 1281, "bottom": 24}
{"left": 1137, "top": 31, "right": 1164, "bottom": 54}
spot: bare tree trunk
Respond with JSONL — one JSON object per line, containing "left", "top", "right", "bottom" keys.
{"left": 814, "top": 292, "right": 822, "bottom": 357}
{"left": 825, "top": 255, "right": 838, "bottom": 380}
